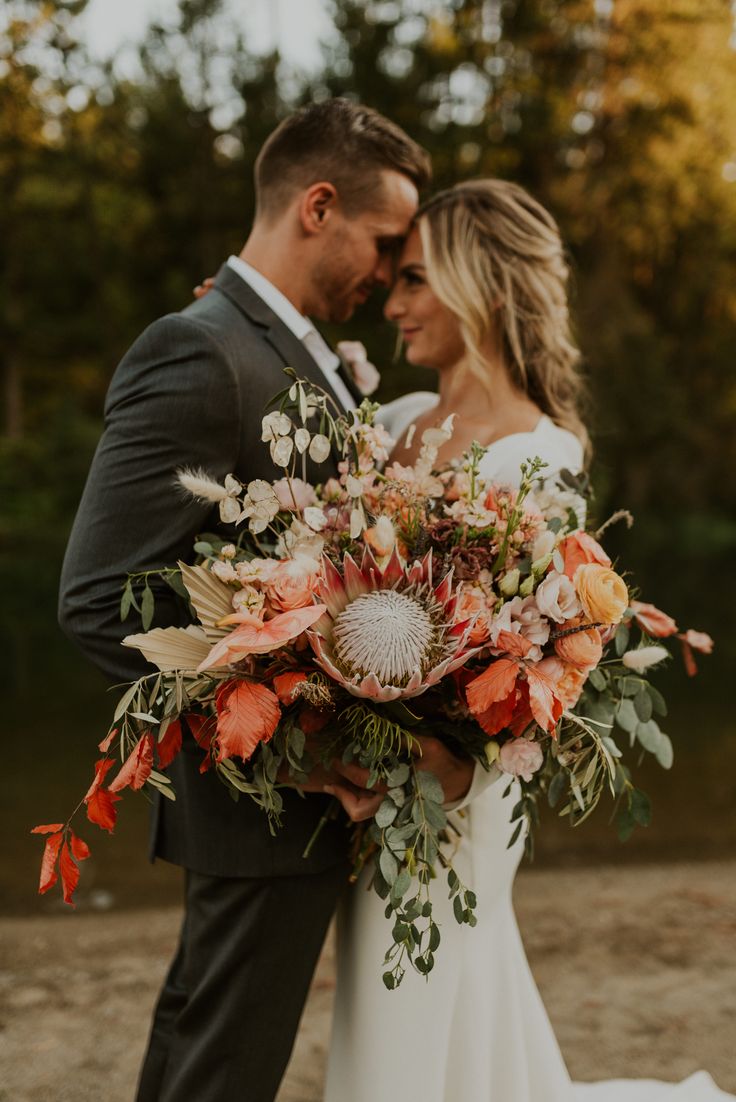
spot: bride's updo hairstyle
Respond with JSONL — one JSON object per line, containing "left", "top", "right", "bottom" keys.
{"left": 417, "top": 179, "right": 588, "bottom": 450}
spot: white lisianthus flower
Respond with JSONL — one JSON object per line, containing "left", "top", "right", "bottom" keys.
{"left": 535, "top": 571, "right": 582, "bottom": 623}
{"left": 622, "top": 645, "right": 669, "bottom": 672}
{"left": 309, "top": 434, "right": 331, "bottom": 463}
{"left": 531, "top": 529, "right": 556, "bottom": 563}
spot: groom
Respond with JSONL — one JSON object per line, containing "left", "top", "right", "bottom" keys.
{"left": 59, "top": 99, "right": 429, "bottom": 1102}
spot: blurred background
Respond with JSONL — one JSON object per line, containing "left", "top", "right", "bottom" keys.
{"left": 2, "top": 0, "right": 735, "bottom": 915}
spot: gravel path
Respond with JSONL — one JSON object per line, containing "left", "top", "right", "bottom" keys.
{"left": 1, "top": 861, "right": 734, "bottom": 1101}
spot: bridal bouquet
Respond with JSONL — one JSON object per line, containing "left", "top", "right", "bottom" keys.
{"left": 34, "top": 374, "right": 711, "bottom": 987}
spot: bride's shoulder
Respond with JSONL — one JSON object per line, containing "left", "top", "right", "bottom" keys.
{"left": 377, "top": 391, "right": 439, "bottom": 438}
{"left": 479, "top": 415, "right": 584, "bottom": 485}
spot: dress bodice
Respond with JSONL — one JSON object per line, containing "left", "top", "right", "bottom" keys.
{"left": 379, "top": 390, "right": 584, "bottom": 483}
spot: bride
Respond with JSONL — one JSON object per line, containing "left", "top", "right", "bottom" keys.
{"left": 323, "top": 180, "right": 732, "bottom": 1102}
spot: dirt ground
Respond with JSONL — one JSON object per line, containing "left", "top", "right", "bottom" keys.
{"left": 1, "top": 861, "right": 734, "bottom": 1102}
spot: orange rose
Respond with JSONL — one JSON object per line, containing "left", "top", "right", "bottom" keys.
{"left": 554, "top": 623, "right": 603, "bottom": 669}
{"left": 574, "top": 563, "right": 628, "bottom": 625}
{"left": 560, "top": 531, "right": 611, "bottom": 581}
{"left": 455, "top": 587, "right": 490, "bottom": 645}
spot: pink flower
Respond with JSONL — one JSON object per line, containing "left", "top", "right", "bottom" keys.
{"left": 266, "top": 556, "right": 320, "bottom": 612}
{"left": 498, "top": 738, "right": 544, "bottom": 782}
{"left": 336, "top": 340, "right": 381, "bottom": 395}
{"left": 630, "top": 600, "right": 678, "bottom": 638}
{"left": 677, "top": 628, "right": 714, "bottom": 677}
{"left": 273, "top": 477, "right": 317, "bottom": 512}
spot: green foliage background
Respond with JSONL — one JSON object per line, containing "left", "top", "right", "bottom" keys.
{"left": 2, "top": 0, "right": 734, "bottom": 910}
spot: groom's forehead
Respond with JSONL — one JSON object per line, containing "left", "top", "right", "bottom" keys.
{"left": 363, "top": 171, "right": 419, "bottom": 234}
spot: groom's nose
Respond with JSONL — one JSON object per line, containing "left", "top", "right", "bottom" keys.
{"left": 383, "top": 289, "right": 403, "bottom": 321}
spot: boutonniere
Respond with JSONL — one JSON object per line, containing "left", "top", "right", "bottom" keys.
{"left": 336, "top": 340, "right": 381, "bottom": 396}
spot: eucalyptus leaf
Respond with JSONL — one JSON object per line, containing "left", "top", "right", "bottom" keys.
{"left": 615, "top": 698, "right": 639, "bottom": 734}
{"left": 375, "top": 799, "right": 399, "bottom": 829}
{"left": 547, "top": 770, "right": 568, "bottom": 808}
{"left": 614, "top": 623, "right": 630, "bottom": 657}
{"left": 416, "top": 770, "right": 445, "bottom": 805}
{"left": 387, "top": 763, "right": 410, "bottom": 787}
{"left": 647, "top": 684, "right": 668, "bottom": 717}
{"left": 379, "top": 847, "right": 398, "bottom": 886}
{"left": 634, "top": 688, "right": 653, "bottom": 722}
{"left": 655, "top": 732, "right": 674, "bottom": 769}
{"left": 635, "top": 719, "right": 663, "bottom": 753}
{"left": 630, "top": 788, "right": 652, "bottom": 827}
{"left": 587, "top": 668, "right": 607, "bottom": 692}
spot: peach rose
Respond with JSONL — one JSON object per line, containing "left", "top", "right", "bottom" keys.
{"left": 455, "top": 587, "right": 490, "bottom": 646}
{"left": 554, "top": 621, "right": 603, "bottom": 669}
{"left": 574, "top": 563, "right": 628, "bottom": 625}
{"left": 266, "top": 557, "right": 319, "bottom": 612}
{"left": 560, "top": 530, "right": 611, "bottom": 581}
{"left": 536, "top": 656, "right": 587, "bottom": 709}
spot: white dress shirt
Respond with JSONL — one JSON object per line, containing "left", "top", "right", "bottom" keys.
{"left": 226, "top": 255, "right": 355, "bottom": 411}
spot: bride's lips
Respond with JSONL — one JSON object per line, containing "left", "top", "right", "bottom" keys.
{"left": 401, "top": 327, "right": 421, "bottom": 341}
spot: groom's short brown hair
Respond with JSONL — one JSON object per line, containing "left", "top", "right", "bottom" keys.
{"left": 254, "top": 99, "right": 431, "bottom": 221}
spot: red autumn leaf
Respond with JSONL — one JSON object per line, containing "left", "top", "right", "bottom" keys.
{"left": 38, "top": 830, "right": 64, "bottom": 894}
{"left": 69, "top": 830, "right": 91, "bottom": 862}
{"left": 59, "top": 840, "right": 80, "bottom": 906}
{"left": 31, "top": 823, "right": 64, "bottom": 834}
{"left": 157, "top": 718, "right": 182, "bottom": 769}
{"left": 508, "top": 681, "right": 534, "bottom": 738}
{"left": 215, "top": 680, "right": 281, "bottom": 762}
{"left": 186, "top": 713, "right": 216, "bottom": 772}
{"left": 109, "top": 733, "right": 154, "bottom": 793}
{"left": 525, "top": 664, "right": 564, "bottom": 735}
{"left": 98, "top": 727, "right": 118, "bottom": 753}
{"left": 86, "top": 787, "right": 120, "bottom": 832}
{"left": 85, "top": 758, "right": 115, "bottom": 800}
{"left": 473, "top": 691, "right": 519, "bottom": 737}
{"left": 84, "top": 758, "right": 120, "bottom": 832}
{"left": 466, "top": 658, "right": 519, "bottom": 717}
{"left": 273, "top": 671, "right": 308, "bottom": 705}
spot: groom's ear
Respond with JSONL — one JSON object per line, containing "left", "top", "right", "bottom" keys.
{"left": 299, "top": 182, "right": 338, "bottom": 236}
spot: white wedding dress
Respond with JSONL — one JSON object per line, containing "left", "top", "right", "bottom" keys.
{"left": 323, "top": 393, "right": 732, "bottom": 1102}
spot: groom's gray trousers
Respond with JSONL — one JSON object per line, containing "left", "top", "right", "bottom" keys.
{"left": 58, "top": 264, "right": 362, "bottom": 1101}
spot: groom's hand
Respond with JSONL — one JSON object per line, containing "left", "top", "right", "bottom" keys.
{"left": 278, "top": 758, "right": 386, "bottom": 823}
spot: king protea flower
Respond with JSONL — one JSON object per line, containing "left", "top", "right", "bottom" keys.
{"left": 308, "top": 548, "right": 476, "bottom": 702}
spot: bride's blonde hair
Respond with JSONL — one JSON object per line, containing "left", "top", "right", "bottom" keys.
{"left": 417, "top": 179, "right": 588, "bottom": 453}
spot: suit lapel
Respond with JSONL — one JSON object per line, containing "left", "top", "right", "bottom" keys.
{"left": 213, "top": 263, "right": 352, "bottom": 415}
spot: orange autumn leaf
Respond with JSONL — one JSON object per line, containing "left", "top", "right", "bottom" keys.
{"left": 157, "top": 719, "right": 182, "bottom": 769}
{"left": 198, "top": 604, "right": 327, "bottom": 670}
{"left": 69, "top": 830, "right": 91, "bottom": 862}
{"left": 495, "top": 630, "right": 534, "bottom": 658}
{"left": 273, "top": 671, "right": 307, "bottom": 705}
{"left": 31, "top": 823, "right": 64, "bottom": 834}
{"left": 215, "top": 680, "right": 281, "bottom": 762}
{"left": 59, "top": 840, "right": 80, "bottom": 906}
{"left": 473, "top": 691, "right": 519, "bottom": 737}
{"left": 84, "top": 758, "right": 120, "bottom": 833}
{"left": 466, "top": 658, "right": 519, "bottom": 716}
{"left": 109, "top": 733, "right": 154, "bottom": 793}
{"left": 525, "top": 664, "right": 564, "bottom": 735}
{"left": 98, "top": 727, "right": 118, "bottom": 753}
{"left": 37, "top": 830, "right": 64, "bottom": 894}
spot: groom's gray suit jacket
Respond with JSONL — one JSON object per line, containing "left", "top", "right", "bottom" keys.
{"left": 59, "top": 263, "right": 359, "bottom": 879}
